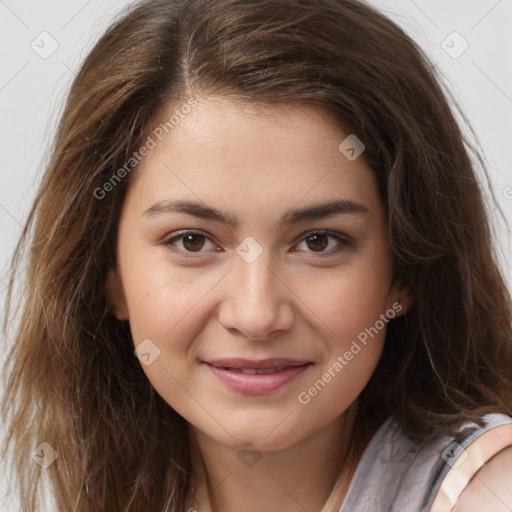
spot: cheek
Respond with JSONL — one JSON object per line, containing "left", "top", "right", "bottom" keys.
{"left": 296, "top": 262, "right": 392, "bottom": 400}
{"left": 296, "top": 339, "right": 384, "bottom": 431}
{"left": 121, "top": 263, "right": 216, "bottom": 427}
{"left": 297, "top": 275, "right": 390, "bottom": 416}
{"left": 305, "top": 233, "right": 393, "bottom": 325}
{"left": 307, "top": 266, "right": 393, "bottom": 345}
{"left": 119, "top": 246, "right": 219, "bottom": 343}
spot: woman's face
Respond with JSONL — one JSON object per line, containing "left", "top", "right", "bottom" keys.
{"left": 107, "top": 96, "right": 410, "bottom": 451}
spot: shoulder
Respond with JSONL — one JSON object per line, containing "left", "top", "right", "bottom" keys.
{"left": 427, "top": 413, "right": 512, "bottom": 512}
{"left": 453, "top": 445, "right": 512, "bottom": 512}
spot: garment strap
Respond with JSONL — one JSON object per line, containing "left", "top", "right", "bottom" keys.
{"left": 426, "top": 413, "right": 512, "bottom": 511}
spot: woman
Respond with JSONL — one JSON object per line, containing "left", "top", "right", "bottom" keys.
{"left": 2, "top": 0, "right": 512, "bottom": 510}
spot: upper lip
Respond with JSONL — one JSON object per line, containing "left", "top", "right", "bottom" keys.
{"left": 204, "top": 358, "right": 312, "bottom": 370}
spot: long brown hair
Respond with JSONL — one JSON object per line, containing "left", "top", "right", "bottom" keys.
{"left": 2, "top": 0, "right": 512, "bottom": 510}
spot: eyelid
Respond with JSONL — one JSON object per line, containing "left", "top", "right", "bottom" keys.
{"left": 162, "top": 229, "right": 350, "bottom": 256}
{"left": 292, "top": 229, "right": 351, "bottom": 254}
{"left": 162, "top": 229, "right": 220, "bottom": 256}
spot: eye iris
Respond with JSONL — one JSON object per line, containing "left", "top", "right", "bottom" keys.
{"left": 306, "top": 234, "right": 329, "bottom": 252}
{"left": 183, "top": 234, "right": 205, "bottom": 252}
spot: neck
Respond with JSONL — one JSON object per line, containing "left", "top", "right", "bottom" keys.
{"left": 187, "top": 402, "right": 361, "bottom": 512}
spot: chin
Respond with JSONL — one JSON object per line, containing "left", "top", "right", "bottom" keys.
{"left": 219, "top": 423, "right": 307, "bottom": 453}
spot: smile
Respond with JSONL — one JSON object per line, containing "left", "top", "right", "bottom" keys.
{"left": 203, "top": 358, "right": 313, "bottom": 394}
{"left": 221, "top": 366, "right": 288, "bottom": 375}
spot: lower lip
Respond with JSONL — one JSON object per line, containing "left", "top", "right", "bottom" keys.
{"left": 205, "top": 363, "right": 312, "bottom": 395}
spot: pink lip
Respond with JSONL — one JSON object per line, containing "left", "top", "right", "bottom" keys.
{"left": 203, "top": 358, "right": 313, "bottom": 395}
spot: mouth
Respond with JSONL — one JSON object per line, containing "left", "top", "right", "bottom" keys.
{"left": 203, "top": 358, "right": 313, "bottom": 394}
{"left": 214, "top": 366, "right": 293, "bottom": 375}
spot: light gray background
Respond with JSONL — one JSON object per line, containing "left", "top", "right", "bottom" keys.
{"left": 1, "top": 0, "right": 511, "bottom": 509}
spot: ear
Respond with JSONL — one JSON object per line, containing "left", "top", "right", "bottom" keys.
{"left": 386, "top": 279, "right": 413, "bottom": 319}
{"left": 105, "top": 268, "right": 129, "bottom": 320}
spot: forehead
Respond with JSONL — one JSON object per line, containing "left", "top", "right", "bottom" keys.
{"left": 126, "top": 96, "right": 381, "bottom": 218}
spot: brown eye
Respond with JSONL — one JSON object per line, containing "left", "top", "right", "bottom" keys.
{"left": 294, "top": 230, "right": 349, "bottom": 255}
{"left": 163, "top": 231, "right": 217, "bottom": 254}
{"left": 182, "top": 233, "right": 206, "bottom": 252}
{"left": 305, "top": 234, "right": 329, "bottom": 252}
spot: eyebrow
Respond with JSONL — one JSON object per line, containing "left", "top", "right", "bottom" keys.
{"left": 143, "top": 198, "right": 369, "bottom": 228}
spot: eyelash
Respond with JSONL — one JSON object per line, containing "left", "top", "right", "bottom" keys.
{"left": 162, "top": 229, "right": 350, "bottom": 257}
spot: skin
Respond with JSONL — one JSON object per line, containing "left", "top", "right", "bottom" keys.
{"left": 106, "top": 96, "right": 412, "bottom": 511}
{"left": 453, "top": 447, "right": 512, "bottom": 512}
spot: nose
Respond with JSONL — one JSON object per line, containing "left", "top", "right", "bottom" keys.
{"left": 218, "top": 252, "right": 295, "bottom": 341}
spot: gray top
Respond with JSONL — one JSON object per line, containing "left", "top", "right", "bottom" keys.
{"left": 338, "top": 412, "right": 512, "bottom": 511}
